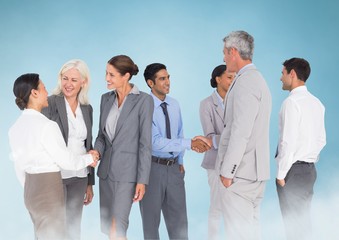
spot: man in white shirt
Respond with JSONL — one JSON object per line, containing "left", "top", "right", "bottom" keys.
{"left": 276, "top": 58, "right": 326, "bottom": 240}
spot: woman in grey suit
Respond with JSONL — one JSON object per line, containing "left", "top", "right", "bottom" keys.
{"left": 93, "top": 55, "right": 153, "bottom": 240}
{"left": 199, "top": 65, "right": 235, "bottom": 240}
{"left": 42, "top": 59, "right": 95, "bottom": 240}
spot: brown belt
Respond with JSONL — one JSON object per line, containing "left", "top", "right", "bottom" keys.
{"left": 151, "top": 156, "right": 178, "bottom": 166}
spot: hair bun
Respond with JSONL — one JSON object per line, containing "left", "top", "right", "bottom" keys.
{"left": 15, "top": 97, "right": 26, "bottom": 110}
{"left": 133, "top": 64, "right": 139, "bottom": 76}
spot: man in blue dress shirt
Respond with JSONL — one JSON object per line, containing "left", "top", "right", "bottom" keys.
{"left": 139, "top": 63, "right": 210, "bottom": 240}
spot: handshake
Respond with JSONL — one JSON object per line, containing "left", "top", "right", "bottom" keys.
{"left": 191, "top": 136, "right": 212, "bottom": 153}
{"left": 88, "top": 150, "right": 100, "bottom": 167}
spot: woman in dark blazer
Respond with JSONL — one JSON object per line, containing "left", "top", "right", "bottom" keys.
{"left": 199, "top": 64, "right": 235, "bottom": 240}
{"left": 93, "top": 55, "right": 153, "bottom": 240}
{"left": 42, "top": 59, "right": 95, "bottom": 240}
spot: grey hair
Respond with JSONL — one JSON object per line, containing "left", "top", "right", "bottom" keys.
{"left": 223, "top": 31, "right": 254, "bottom": 61}
{"left": 53, "top": 59, "right": 91, "bottom": 105}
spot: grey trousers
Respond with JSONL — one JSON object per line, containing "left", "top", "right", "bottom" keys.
{"left": 63, "top": 176, "right": 88, "bottom": 240}
{"left": 219, "top": 178, "right": 266, "bottom": 240}
{"left": 24, "top": 172, "right": 66, "bottom": 240}
{"left": 277, "top": 162, "right": 317, "bottom": 240}
{"left": 140, "top": 162, "right": 188, "bottom": 240}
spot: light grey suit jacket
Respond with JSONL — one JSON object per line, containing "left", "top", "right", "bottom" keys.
{"left": 94, "top": 90, "right": 154, "bottom": 184}
{"left": 42, "top": 95, "right": 95, "bottom": 185}
{"left": 199, "top": 91, "right": 225, "bottom": 170}
{"left": 216, "top": 64, "right": 272, "bottom": 181}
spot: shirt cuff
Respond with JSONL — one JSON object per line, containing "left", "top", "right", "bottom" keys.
{"left": 276, "top": 170, "right": 288, "bottom": 180}
{"left": 182, "top": 138, "right": 191, "bottom": 150}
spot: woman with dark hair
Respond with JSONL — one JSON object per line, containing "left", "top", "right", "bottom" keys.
{"left": 199, "top": 65, "right": 235, "bottom": 240}
{"left": 8, "top": 73, "right": 98, "bottom": 240}
{"left": 92, "top": 55, "right": 154, "bottom": 239}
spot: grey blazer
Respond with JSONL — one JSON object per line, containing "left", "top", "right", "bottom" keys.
{"left": 94, "top": 90, "right": 154, "bottom": 184}
{"left": 199, "top": 92, "right": 225, "bottom": 170}
{"left": 216, "top": 64, "right": 272, "bottom": 181}
{"left": 42, "top": 95, "right": 95, "bottom": 185}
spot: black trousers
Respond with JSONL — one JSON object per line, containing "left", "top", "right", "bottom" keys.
{"left": 276, "top": 162, "right": 317, "bottom": 240}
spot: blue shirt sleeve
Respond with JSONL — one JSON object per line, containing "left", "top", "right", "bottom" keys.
{"left": 151, "top": 95, "right": 191, "bottom": 164}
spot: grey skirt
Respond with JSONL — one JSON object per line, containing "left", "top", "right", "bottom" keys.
{"left": 24, "top": 171, "right": 66, "bottom": 240}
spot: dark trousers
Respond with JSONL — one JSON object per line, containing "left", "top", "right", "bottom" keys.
{"left": 276, "top": 162, "right": 317, "bottom": 240}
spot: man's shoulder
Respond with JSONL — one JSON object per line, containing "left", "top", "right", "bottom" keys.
{"left": 165, "top": 95, "right": 180, "bottom": 106}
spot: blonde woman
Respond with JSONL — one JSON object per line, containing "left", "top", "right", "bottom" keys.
{"left": 42, "top": 59, "right": 95, "bottom": 240}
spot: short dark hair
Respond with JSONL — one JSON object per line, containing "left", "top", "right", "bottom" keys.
{"left": 13, "top": 73, "right": 40, "bottom": 110}
{"left": 283, "top": 58, "right": 311, "bottom": 82}
{"left": 210, "top": 65, "right": 227, "bottom": 88}
{"left": 144, "top": 63, "right": 167, "bottom": 88}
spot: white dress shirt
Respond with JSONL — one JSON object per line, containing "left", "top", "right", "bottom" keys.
{"left": 8, "top": 109, "right": 93, "bottom": 187}
{"left": 276, "top": 86, "right": 326, "bottom": 179}
{"left": 62, "top": 98, "right": 88, "bottom": 179}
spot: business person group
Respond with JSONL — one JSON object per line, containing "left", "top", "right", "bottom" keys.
{"left": 9, "top": 30, "right": 326, "bottom": 240}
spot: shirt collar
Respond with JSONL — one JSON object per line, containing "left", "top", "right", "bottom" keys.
{"left": 23, "top": 108, "right": 41, "bottom": 115}
{"left": 289, "top": 85, "right": 307, "bottom": 96}
{"left": 112, "top": 83, "right": 140, "bottom": 96}
{"left": 129, "top": 83, "right": 140, "bottom": 95}
{"left": 150, "top": 92, "right": 169, "bottom": 108}
{"left": 214, "top": 90, "right": 224, "bottom": 106}
{"left": 237, "top": 63, "right": 255, "bottom": 76}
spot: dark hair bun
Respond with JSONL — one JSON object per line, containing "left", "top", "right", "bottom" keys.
{"left": 15, "top": 97, "right": 26, "bottom": 110}
{"left": 13, "top": 73, "right": 40, "bottom": 110}
{"left": 210, "top": 65, "right": 226, "bottom": 88}
{"left": 133, "top": 64, "right": 139, "bottom": 76}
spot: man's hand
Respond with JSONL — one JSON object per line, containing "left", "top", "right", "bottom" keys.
{"left": 220, "top": 175, "right": 233, "bottom": 188}
{"left": 191, "top": 137, "right": 211, "bottom": 153}
{"left": 179, "top": 164, "right": 185, "bottom": 173}
{"left": 276, "top": 178, "right": 286, "bottom": 187}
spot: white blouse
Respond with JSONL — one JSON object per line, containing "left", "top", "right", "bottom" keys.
{"left": 8, "top": 109, "right": 93, "bottom": 187}
{"left": 62, "top": 98, "right": 88, "bottom": 179}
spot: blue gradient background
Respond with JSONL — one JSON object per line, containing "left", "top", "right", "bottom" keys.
{"left": 1, "top": 0, "right": 338, "bottom": 239}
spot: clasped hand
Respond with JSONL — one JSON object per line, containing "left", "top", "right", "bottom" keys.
{"left": 88, "top": 150, "right": 100, "bottom": 167}
{"left": 191, "top": 136, "right": 212, "bottom": 153}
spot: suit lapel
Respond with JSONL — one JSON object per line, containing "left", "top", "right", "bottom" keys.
{"left": 80, "top": 104, "right": 90, "bottom": 133}
{"left": 223, "top": 64, "right": 257, "bottom": 121}
{"left": 101, "top": 92, "right": 116, "bottom": 140}
{"left": 80, "top": 104, "right": 91, "bottom": 148}
{"left": 55, "top": 96, "right": 69, "bottom": 143}
{"left": 212, "top": 92, "right": 224, "bottom": 122}
{"left": 114, "top": 94, "right": 139, "bottom": 138}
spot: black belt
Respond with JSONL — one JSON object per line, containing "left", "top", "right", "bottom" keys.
{"left": 295, "top": 161, "right": 314, "bottom": 165}
{"left": 152, "top": 156, "right": 178, "bottom": 166}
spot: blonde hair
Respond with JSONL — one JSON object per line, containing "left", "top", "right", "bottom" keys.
{"left": 53, "top": 59, "right": 91, "bottom": 104}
